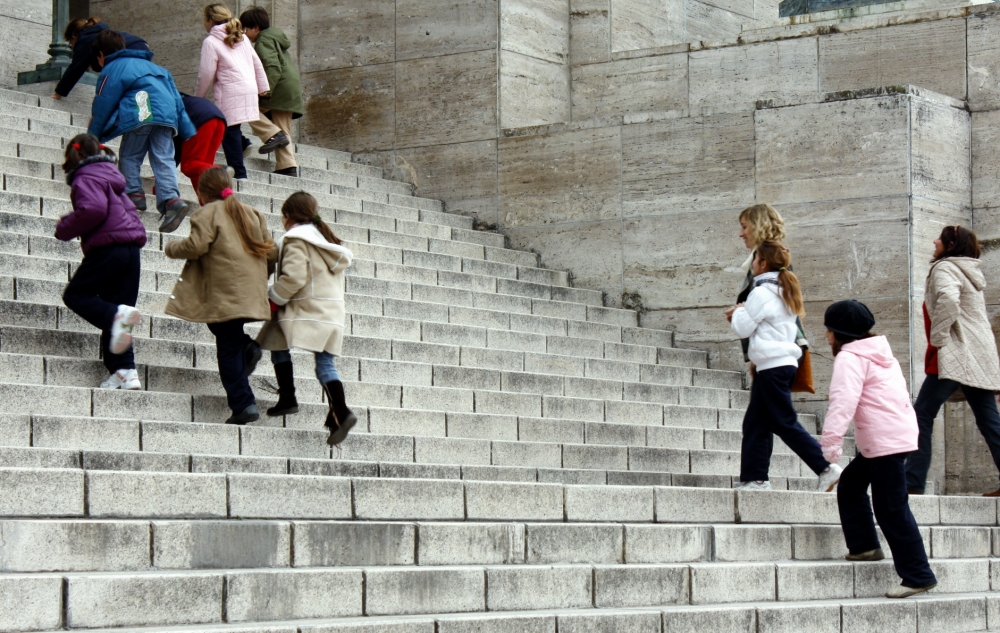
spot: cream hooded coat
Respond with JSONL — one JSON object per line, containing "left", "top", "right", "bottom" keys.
{"left": 196, "top": 24, "right": 269, "bottom": 126}
{"left": 926, "top": 257, "right": 1000, "bottom": 391}
{"left": 257, "top": 224, "right": 353, "bottom": 356}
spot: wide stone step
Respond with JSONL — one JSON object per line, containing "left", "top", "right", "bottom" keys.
{"left": 2, "top": 560, "right": 997, "bottom": 630}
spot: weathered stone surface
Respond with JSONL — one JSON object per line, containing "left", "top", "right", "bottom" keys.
{"left": 689, "top": 37, "right": 818, "bottom": 112}
{"left": 756, "top": 603, "right": 840, "bottom": 633}
{"left": 0, "top": 520, "right": 149, "bottom": 572}
{"left": 819, "top": 19, "right": 966, "bottom": 102}
{"left": 661, "top": 606, "right": 756, "bottom": 632}
{"left": 840, "top": 599, "right": 916, "bottom": 633}
{"left": 526, "top": 523, "right": 623, "bottom": 563}
{"left": 573, "top": 54, "right": 688, "bottom": 121}
{"left": 153, "top": 521, "right": 290, "bottom": 569}
{"left": 396, "top": 50, "right": 498, "bottom": 148}
{"left": 354, "top": 478, "right": 465, "bottom": 520}
{"left": 610, "top": 0, "right": 686, "bottom": 52}
{"left": 87, "top": 472, "right": 227, "bottom": 519}
{"left": 466, "top": 481, "right": 564, "bottom": 520}
{"left": 397, "top": 141, "right": 499, "bottom": 225}
{"left": 299, "top": 0, "right": 395, "bottom": 71}
{"left": 396, "top": 0, "right": 498, "bottom": 61}
{"left": 594, "top": 564, "right": 689, "bottom": 607}
{"left": 437, "top": 613, "right": 555, "bottom": 633}
{"left": 295, "top": 522, "right": 415, "bottom": 567}
{"left": 570, "top": 0, "right": 611, "bottom": 64}
{"left": 690, "top": 562, "right": 774, "bottom": 604}
{"left": 66, "top": 572, "right": 224, "bottom": 628}
{"left": 973, "top": 110, "right": 1000, "bottom": 213}
{"left": 0, "top": 575, "right": 62, "bottom": 631}
{"left": 969, "top": 12, "right": 1000, "bottom": 111}
{"left": 366, "top": 567, "right": 485, "bottom": 615}
{"left": 501, "top": 0, "right": 570, "bottom": 64}
{"left": 301, "top": 63, "right": 395, "bottom": 152}
{"left": 228, "top": 474, "right": 352, "bottom": 520}
{"left": 625, "top": 524, "right": 710, "bottom": 563}
{"left": 486, "top": 565, "right": 593, "bottom": 610}
{"left": 499, "top": 126, "right": 621, "bottom": 226}
{"left": 418, "top": 522, "right": 525, "bottom": 565}
{"left": 756, "top": 96, "right": 909, "bottom": 205}
{"left": 911, "top": 95, "right": 971, "bottom": 210}
{"left": 500, "top": 51, "right": 571, "bottom": 129}
{"left": 226, "top": 569, "right": 363, "bottom": 621}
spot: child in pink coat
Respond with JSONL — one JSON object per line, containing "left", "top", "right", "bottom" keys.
{"left": 196, "top": 4, "right": 275, "bottom": 180}
{"left": 821, "top": 300, "right": 937, "bottom": 599}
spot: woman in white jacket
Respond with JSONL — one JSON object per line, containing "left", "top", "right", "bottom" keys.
{"left": 726, "top": 241, "right": 842, "bottom": 491}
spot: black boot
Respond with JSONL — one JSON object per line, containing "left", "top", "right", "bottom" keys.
{"left": 266, "top": 361, "right": 299, "bottom": 417}
{"left": 323, "top": 380, "right": 357, "bottom": 446}
{"left": 225, "top": 404, "right": 259, "bottom": 425}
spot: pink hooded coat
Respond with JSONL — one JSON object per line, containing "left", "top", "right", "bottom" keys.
{"left": 196, "top": 24, "right": 269, "bottom": 126}
{"left": 821, "top": 336, "right": 918, "bottom": 464}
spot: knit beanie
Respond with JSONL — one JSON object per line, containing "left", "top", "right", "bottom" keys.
{"left": 824, "top": 300, "right": 876, "bottom": 338}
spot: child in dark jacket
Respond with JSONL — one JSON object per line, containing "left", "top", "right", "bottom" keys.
{"left": 52, "top": 17, "right": 150, "bottom": 100}
{"left": 88, "top": 30, "right": 197, "bottom": 234}
{"left": 57, "top": 134, "right": 147, "bottom": 390}
{"left": 175, "top": 94, "right": 227, "bottom": 194}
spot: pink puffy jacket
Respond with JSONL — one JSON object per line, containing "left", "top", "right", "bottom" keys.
{"left": 821, "top": 336, "right": 918, "bottom": 464}
{"left": 195, "top": 24, "right": 269, "bottom": 126}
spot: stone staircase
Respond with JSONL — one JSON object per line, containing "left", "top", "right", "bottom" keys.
{"left": 0, "top": 87, "right": 997, "bottom": 632}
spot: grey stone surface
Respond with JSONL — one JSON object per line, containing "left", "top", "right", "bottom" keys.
{"left": 0, "top": 575, "right": 63, "bottom": 632}
{"left": 558, "top": 610, "right": 661, "bottom": 633}
{"left": 656, "top": 487, "right": 735, "bottom": 523}
{"left": 690, "top": 562, "right": 775, "bottom": 604}
{"left": 0, "top": 520, "right": 149, "bottom": 572}
{"left": 526, "top": 523, "right": 623, "bottom": 564}
{"left": 354, "top": 478, "right": 465, "bottom": 520}
{"left": 572, "top": 54, "right": 688, "bottom": 120}
{"left": 756, "top": 603, "right": 840, "bottom": 633}
{"left": 594, "top": 563, "right": 689, "bottom": 607}
{"left": 295, "top": 522, "right": 415, "bottom": 567}
{"left": 714, "top": 525, "right": 791, "bottom": 562}
{"left": 396, "top": 0, "right": 498, "bottom": 61}
{"left": 466, "top": 481, "right": 563, "bottom": 520}
{"left": 228, "top": 474, "right": 352, "bottom": 520}
{"left": 0, "top": 468, "right": 83, "bottom": 516}
{"left": 418, "top": 522, "right": 525, "bottom": 565}
{"left": 437, "top": 613, "right": 555, "bottom": 633}
{"left": 226, "top": 569, "right": 363, "bottom": 621}
{"left": 565, "top": 485, "right": 654, "bottom": 521}
{"left": 486, "top": 565, "right": 593, "bottom": 610}
{"left": 87, "top": 472, "right": 226, "bottom": 519}
{"left": 365, "top": 567, "right": 486, "bottom": 615}
{"left": 65, "top": 572, "right": 224, "bottom": 628}
{"left": 777, "top": 561, "right": 853, "bottom": 601}
{"left": 841, "top": 599, "right": 916, "bottom": 633}
{"left": 153, "top": 521, "right": 290, "bottom": 570}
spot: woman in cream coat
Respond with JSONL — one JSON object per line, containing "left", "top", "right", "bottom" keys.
{"left": 258, "top": 192, "right": 356, "bottom": 446}
{"left": 905, "top": 225, "right": 1000, "bottom": 496}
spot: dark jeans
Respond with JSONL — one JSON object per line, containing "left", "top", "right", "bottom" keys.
{"left": 839, "top": 452, "right": 937, "bottom": 589}
{"left": 905, "top": 373, "right": 1000, "bottom": 493}
{"left": 62, "top": 244, "right": 141, "bottom": 374}
{"left": 741, "top": 365, "right": 830, "bottom": 481}
{"left": 207, "top": 319, "right": 255, "bottom": 413}
{"left": 221, "top": 124, "right": 247, "bottom": 179}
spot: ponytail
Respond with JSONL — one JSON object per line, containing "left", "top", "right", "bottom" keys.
{"left": 223, "top": 17, "right": 244, "bottom": 47}
{"left": 204, "top": 4, "right": 244, "bottom": 47}
{"left": 63, "top": 133, "right": 116, "bottom": 174}
{"left": 198, "top": 167, "right": 274, "bottom": 258}
{"left": 281, "top": 191, "right": 343, "bottom": 245}
{"left": 755, "top": 241, "right": 805, "bottom": 317}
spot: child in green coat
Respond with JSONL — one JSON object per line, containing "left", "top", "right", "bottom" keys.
{"left": 239, "top": 6, "right": 303, "bottom": 177}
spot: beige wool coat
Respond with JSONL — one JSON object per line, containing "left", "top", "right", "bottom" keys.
{"left": 926, "top": 257, "right": 1000, "bottom": 391}
{"left": 163, "top": 200, "right": 277, "bottom": 324}
{"left": 257, "top": 224, "right": 353, "bottom": 356}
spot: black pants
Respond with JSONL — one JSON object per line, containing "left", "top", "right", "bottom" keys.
{"left": 221, "top": 124, "right": 247, "bottom": 179}
{"left": 62, "top": 244, "right": 141, "bottom": 374}
{"left": 207, "top": 319, "right": 255, "bottom": 413}
{"left": 839, "top": 452, "right": 937, "bottom": 588}
{"left": 740, "top": 365, "right": 830, "bottom": 481}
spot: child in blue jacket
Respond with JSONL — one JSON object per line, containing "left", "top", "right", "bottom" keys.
{"left": 87, "top": 30, "right": 197, "bottom": 234}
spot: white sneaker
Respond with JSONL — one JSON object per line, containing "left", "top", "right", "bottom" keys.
{"left": 734, "top": 480, "right": 772, "bottom": 491}
{"left": 109, "top": 305, "right": 140, "bottom": 355}
{"left": 225, "top": 166, "right": 236, "bottom": 179}
{"left": 100, "top": 369, "right": 141, "bottom": 390}
{"left": 817, "top": 463, "right": 844, "bottom": 492}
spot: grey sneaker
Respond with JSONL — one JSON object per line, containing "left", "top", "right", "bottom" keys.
{"left": 128, "top": 192, "right": 147, "bottom": 211}
{"left": 159, "top": 198, "right": 194, "bottom": 233}
{"left": 886, "top": 583, "right": 936, "bottom": 599}
{"left": 258, "top": 131, "right": 290, "bottom": 154}
{"left": 734, "top": 480, "right": 772, "bottom": 491}
{"left": 817, "top": 463, "right": 844, "bottom": 492}
{"left": 225, "top": 404, "right": 259, "bottom": 426}
{"left": 846, "top": 548, "right": 886, "bottom": 561}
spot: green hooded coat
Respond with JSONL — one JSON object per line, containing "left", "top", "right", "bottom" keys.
{"left": 254, "top": 28, "right": 303, "bottom": 117}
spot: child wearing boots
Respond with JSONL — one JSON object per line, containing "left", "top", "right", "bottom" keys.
{"left": 57, "top": 134, "right": 147, "bottom": 390}
{"left": 163, "top": 167, "right": 276, "bottom": 425}
{"left": 257, "top": 192, "right": 357, "bottom": 446}
{"left": 726, "top": 241, "right": 842, "bottom": 492}
{"left": 821, "top": 300, "right": 938, "bottom": 599}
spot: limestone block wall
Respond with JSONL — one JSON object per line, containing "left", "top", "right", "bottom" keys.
{"left": 0, "top": 1, "right": 53, "bottom": 88}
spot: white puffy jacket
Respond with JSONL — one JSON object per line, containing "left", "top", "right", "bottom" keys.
{"left": 731, "top": 272, "right": 802, "bottom": 371}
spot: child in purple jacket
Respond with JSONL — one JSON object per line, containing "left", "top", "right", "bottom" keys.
{"left": 57, "top": 134, "right": 148, "bottom": 390}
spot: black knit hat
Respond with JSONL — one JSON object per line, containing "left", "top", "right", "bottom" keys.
{"left": 824, "top": 300, "right": 876, "bottom": 338}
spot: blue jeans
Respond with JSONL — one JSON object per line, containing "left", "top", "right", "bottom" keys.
{"left": 118, "top": 124, "right": 180, "bottom": 212}
{"left": 905, "top": 373, "right": 1000, "bottom": 493}
{"left": 271, "top": 349, "right": 340, "bottom": 384}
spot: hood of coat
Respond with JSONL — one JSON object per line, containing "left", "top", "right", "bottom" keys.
{"left": 280, "top": 224, "right": 354, "bottom": 270}
{"left": 258, "top": 28, "right": 291, "bottom": 51}
{"left": 209, "top": 23, "right": 237, "bottom": 42}
{"left": 934, "top": 257, "right": 986, "bottom": 291}
{"left": 840, "top": 335, "right": 896, "bottom": 368}
{"left": 106, "top": 48, "right": 154, "bottom": 64}
{"left": 67, "top": 155, "right": 126, "bottom": 191}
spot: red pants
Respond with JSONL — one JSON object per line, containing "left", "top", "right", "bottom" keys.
{"left": 180, "top": 118, "right": 226, "bottom": 194}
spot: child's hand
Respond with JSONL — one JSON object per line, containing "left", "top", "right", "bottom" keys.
{"left": 724, "top": 304, "right": 741, "bottom": 322}
{"left": 269, "top": 299, "right": 280, "bottom": 312}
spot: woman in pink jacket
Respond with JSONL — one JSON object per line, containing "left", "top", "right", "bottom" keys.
{"left": 196, "top": 4, "right": 282, "bottom": 180}
{"left": 821, "top": 300, "right": 937, "bottom": 599}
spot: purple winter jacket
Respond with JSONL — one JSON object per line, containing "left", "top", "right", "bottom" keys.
{"left": 56, "top": 156, "right": 147, "bottom": 254}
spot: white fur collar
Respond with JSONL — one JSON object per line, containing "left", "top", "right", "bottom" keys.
{"left": 279, "top": 224, "right": 354, "bottom": 261}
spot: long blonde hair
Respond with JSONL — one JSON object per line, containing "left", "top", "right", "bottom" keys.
{"left": 740, "top": 204, "right": 786, "bottom": 248}
{"left": 198, "top": 167, "right": 274, "bottom": 258}
{"left": 756, "top": 241, "right": 805, "bottom": 317}
{"left": 204, "top": 3, "right": 243, "bottom": 47}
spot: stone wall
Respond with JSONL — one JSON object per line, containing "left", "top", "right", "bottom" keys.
{"left": 0, "top": 1, "right": 53, "bottom": 88}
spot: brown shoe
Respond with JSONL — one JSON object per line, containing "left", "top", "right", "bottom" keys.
{"left": 983, "top": 489, "right": 1000, "bottom": 497}
{"left": 846, "top": 548, "right": 886, "bottom": 562}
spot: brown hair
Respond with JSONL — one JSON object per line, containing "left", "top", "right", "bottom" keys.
{"left": 281, "top": 192, "right": 342, "bottom": 245}
{"left": 204, "top": 4, "right": 244, "bottom": 47}
{"left": 934, "top": 225, "right": 981, "bottom": 261}
{"left": 755, "top": 241, "right": 805, "bottom": 317}
{"left": 198, "top": 167, "right": 274, "bottom": 258}
{"left": 63, "top": 133, "right": 116, "bottom": 174}
{"left": 739, "top": 204, "right": 786, "bottom": 248}
{"left": 831, "top": 332, "right": 875, "bottom": 357}
{"left": 64, "top": 17, "right": 100, "bottom": 42}
{"left": 90, "top": 29, "right": 125, "bottom": 71}
{"left": 239, "top": 6, "right": 270, "bottom": 31}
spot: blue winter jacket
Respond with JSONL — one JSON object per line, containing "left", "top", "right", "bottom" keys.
{"left": 87, "top": 49, "right": 196, "bottom": 143}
